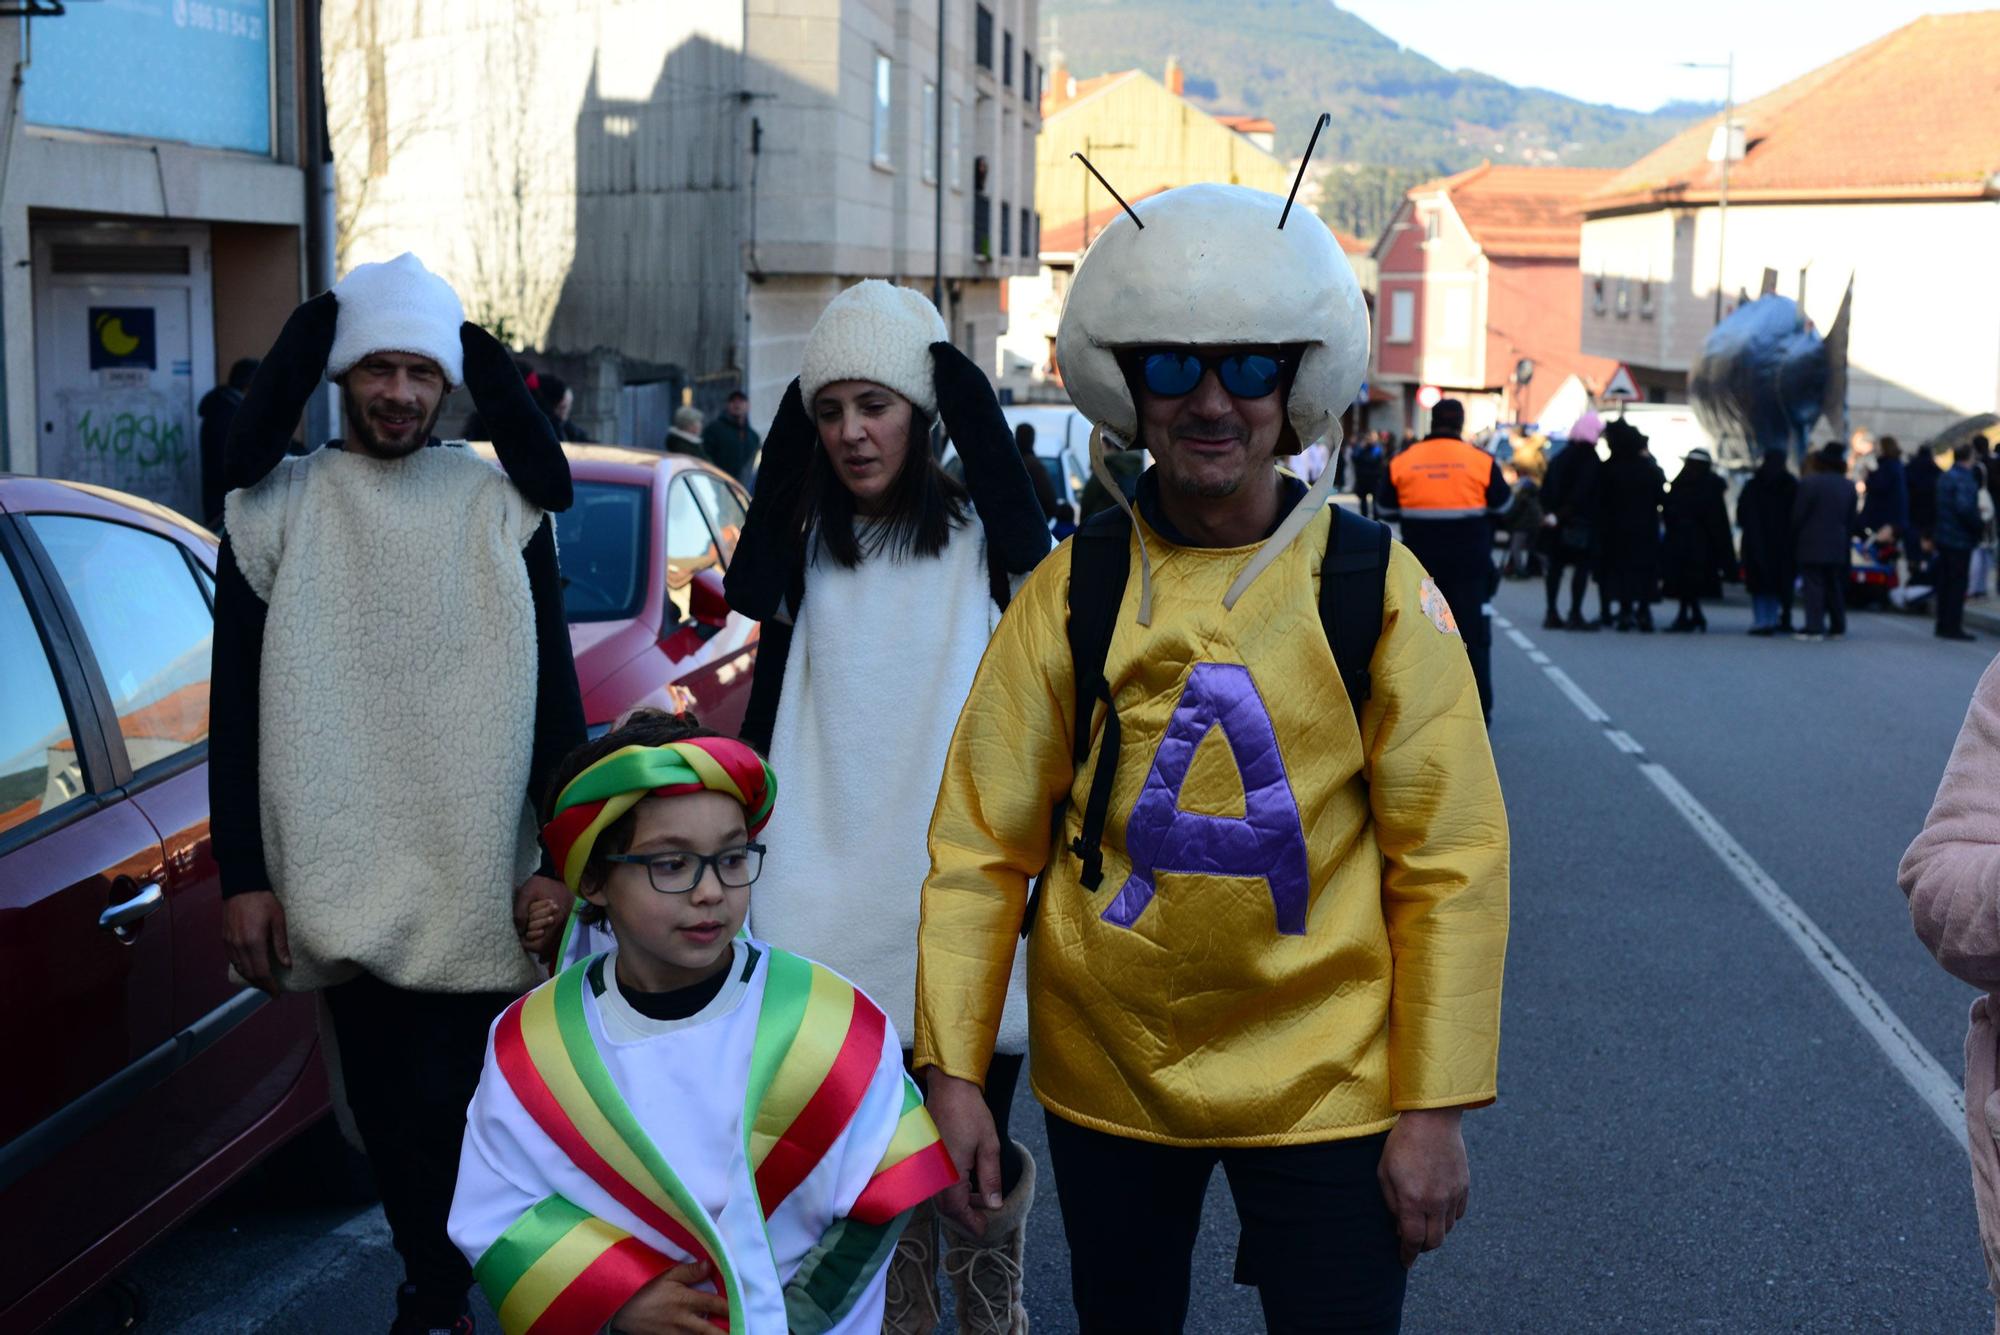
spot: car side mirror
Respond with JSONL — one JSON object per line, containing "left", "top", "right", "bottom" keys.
{"left": 660, "top": 567, "right": 730, "bottom": 661}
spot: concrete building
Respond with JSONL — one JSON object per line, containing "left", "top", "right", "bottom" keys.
{"left": 1372, "top": 163, "right": 1616, "bottom": 437}
{"left": 1033, "top": 56, "right": 1291, "bottom": 234}
{"left": 0, "top": 1, "right": 315, "bottom": 520}
{"left": 332, "top": 0, "right": 1037, "bottom": 442}
{"left": 1577, "top": 12, "right": 2000, "bottom": 443}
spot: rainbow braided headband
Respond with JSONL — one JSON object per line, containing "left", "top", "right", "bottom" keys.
{"left": 541, "top": 739, "right": 778, "bottom": 894}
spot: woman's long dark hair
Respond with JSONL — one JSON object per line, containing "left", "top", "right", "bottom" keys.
{"left": 794, "top": 403, "right": 970, "bottom": 569}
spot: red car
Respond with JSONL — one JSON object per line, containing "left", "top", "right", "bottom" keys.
{"left": 0, "top": 475, "right": 329, "bottom": 1332}
{"left": 475, "top": 443, "right": 759, "bottom": 737}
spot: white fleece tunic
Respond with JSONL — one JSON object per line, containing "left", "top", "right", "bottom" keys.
{"left": 754, "top": 520, "right": 1031, "bottom": 1054}
{"left": 225, "top": 445, "right": 545, "bottom": 994}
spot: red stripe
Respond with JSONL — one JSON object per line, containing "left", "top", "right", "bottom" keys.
{"left": 542, "top": 801, "right": 606, "bottom": 873}
{"left": 849, "top": 1140, "right": 960, "bottom": 1225}
{"left": 687, "top": 737, "right": 768, "bottom": 812}
{"left": 523, "top": 1235, "right": 672, "bottom": 1335}
{"left": 754, "top": 996, "right": 886, "bottom": 1215}
{"left": 492, "top": 1002, "right": 722, "bottom": 1290}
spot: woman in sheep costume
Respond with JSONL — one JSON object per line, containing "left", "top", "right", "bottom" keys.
{"left": 722, "top": 280, "right": 1050, "bottom": 1334}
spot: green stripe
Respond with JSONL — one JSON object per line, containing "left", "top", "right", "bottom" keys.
{"left": 550, "top": 963, "right": 746, "bottom": 1331}
{"left": 743, "top": 949, "right": 814, "bottom": 1135}
{"left": 557, "top": 748, "right": 701, "bottom": 811}
{"left": 783, "top": 1209, "right": 912, "bottom": 1334}
{"left": 474, "top": 1193, "right": 592, "bottom": 1305}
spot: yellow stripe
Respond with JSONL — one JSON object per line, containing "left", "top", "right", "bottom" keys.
{"left": 672, "top": 742, "right": 747, "bottom": 806}
{"left": 748, "top": 966, "right": 855, "bottom": 1169}
{"left": 876, "top": 1103, "right": 941, "bottom": 1172}
{"left": 518, "top": 987, "right": 700, "bottom": 1243}
{"left": 497, "top": 1215, "right": 630, "bottom": 1335}
{"left": 560, "top": 791, "right": 646, "bottom": 890}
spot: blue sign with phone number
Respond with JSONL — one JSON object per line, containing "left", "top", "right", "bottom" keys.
{"left": 24, "top": 0, "right": 271, "bottom": 155}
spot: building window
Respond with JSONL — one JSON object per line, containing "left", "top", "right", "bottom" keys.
{"left": 1001, "top": 200, "right": 1012, "bottom": 256}
{"left": 1388, "top": 290, "right": 1415, "bottom": 343}
{"left": 1639, "top": 279, "right": 1655, "bottom": 321}
{"left": 872, "top": 54, "right": 893, "bottom": 168}
{"left": 975, "top": 5, "right": 993, "bottom": 70}
{"left": 949, "top": 99, "right": 963, "bottom": 191}
{"left": 1614, "top": 277, "right": 1631, "bottom": 319}
{"left": 1020, "top": 206, "right": 1032, "bottom": 257}
{"left": 922, "top": 81, "right": 938, "bottom": 183}
{"left": 974, "top": 193, "right": 992, "bottom": 258}
{"left": 1423, "top": 211, "right": 1439, "bottom": 243}
{"left": 1003, "top": 31, "right": 1013, "bottom": 87}
{"left": 1023, "top": 49, "right": 1035, "bottom": 102}
{"left": 1591, "top": 274, "right": 1606, "bottom": 316}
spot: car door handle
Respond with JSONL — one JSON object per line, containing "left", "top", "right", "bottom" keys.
{"left": 99, "top": 883, "right": 164, "bottom": 940}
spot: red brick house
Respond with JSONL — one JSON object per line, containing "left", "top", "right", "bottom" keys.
{"left": 1371, "top": 163, "right": 1618, "bottom": 436}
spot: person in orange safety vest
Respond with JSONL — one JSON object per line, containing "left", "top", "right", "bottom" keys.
{"left": 1377, "top": 398, "right": 1510, "bottom": 721}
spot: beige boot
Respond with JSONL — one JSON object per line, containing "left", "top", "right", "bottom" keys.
{"left": 940, "top": 1139, "right": 1034, "bottom": 1335}
{"left": 882, "top": 1197, "right": 941, "bottom": 1335}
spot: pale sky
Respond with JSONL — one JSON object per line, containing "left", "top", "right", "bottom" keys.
{"left": 1337, "top": 0, "right": 1997, "bottom": 113}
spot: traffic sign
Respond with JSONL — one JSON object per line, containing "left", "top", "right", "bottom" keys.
{"left": 1416, "top": 384, "right": 1442, "bottom": 409}
{"left": 1603, "top": 364, "right": 1639, "bottom": 400}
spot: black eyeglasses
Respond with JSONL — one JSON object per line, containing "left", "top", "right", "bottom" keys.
{"left": 601, "top": 843, "right": 766, "bottom": 894}
{"left": 1133, "top": 349, "right": 1289, "bottom": 400}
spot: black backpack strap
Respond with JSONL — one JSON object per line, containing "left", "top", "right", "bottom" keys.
{"left": 1022, "top": 509, "right": 1131, "bottom": 935}
{"left": 1319, "top": 504, "right": 1392, "bottom": 731}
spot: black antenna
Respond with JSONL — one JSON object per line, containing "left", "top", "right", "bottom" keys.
{"left": 1279, "top": 113, "right": 1332, "bottom": 229}
{"left": 1072, "top": 152, "right": 1144, "bottom": 230}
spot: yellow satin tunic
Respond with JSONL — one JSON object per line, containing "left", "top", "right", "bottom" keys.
{"left": 914, "top": 504, "right": 1509, "bottom": 1146}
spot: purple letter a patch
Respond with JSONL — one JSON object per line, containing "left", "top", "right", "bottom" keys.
{"left": 1101, "top": 663, "right": 1311, "bottom": 935}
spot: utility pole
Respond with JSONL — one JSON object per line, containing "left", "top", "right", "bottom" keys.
{"left": 1683, "top": 54, "right": 1736, "bottom": 325}
{"left": 1078, "top": 135, "right": 1131, "bottom": 250}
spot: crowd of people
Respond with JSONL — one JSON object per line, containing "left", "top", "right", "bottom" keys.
{"left": 210, "top": 182, "right": 1507, "bottom": 1335}
{"left": 1478, "top": 413, "right": 1995, "bottom": 645}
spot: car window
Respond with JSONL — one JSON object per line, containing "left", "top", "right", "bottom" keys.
{"left": 553, "top": 481, "right": 648, "bottom": 622}
{"left": 0, "top": 560, "right": 86, "bottom": 835}
{"left": 665, "top": 474, "right": 722, "bottom": 622}
{"left": 682, "top": 472, "right": 745, "bottom": 566}
{"left": 26, "top": 516, "right": 212, "bottom": 775}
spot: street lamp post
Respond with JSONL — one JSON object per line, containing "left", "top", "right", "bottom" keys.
{"left": 1682, "top": 55, "right": 1736, "bottom": 325}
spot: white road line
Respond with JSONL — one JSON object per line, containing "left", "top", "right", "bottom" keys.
{"left": 1540, "top": 665, "right": 1609, "bottom": 722}
{"left": 1494, "top": 615, "right": 1514, "bottom": 630}
{"left": 1504, "top": 626, "right": 1969, "bottom": 1148}
{"left": 1505, "top": 628, "right": 1536, "bottom": 651}
{"left": 1527, "top": 650, "right": 1552, "bottom": 666}
{"left": 1638, "top": 763, "right": 1967, "bottom": 1148}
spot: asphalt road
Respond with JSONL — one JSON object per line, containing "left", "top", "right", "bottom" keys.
{"left": 50, "top": 578, "right": 1999, "bottom": 1334}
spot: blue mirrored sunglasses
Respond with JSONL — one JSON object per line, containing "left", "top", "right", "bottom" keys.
{"left": 1138, "top": 350, "right": 1287, "bottom": 400}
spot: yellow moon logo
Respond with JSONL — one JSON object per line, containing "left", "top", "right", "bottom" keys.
{"left": 94, "top": 313, "right": 141, "bottom": 357}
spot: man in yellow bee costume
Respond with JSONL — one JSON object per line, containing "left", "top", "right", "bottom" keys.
{"left": 913, "top": 181, "right": 1510, "bottom": 1332}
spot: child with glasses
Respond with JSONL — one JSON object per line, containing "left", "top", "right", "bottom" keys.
{"left": 447, "top": 710, "right": 957, "bottom": 1334}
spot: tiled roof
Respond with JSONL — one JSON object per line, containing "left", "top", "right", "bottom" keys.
{"left": 1587, "top": 13, "right": 2000, "bottom": 212}
{"left": 1410, "top": 163, "right": 1617, "bottom": 259}
{"left": 1215, "top": 114, "right": 1277, "bottom": 135}
{"left": 1330, "top": 227, "right": 1369, "bottom": 255}
{"left": 1042, "top": 70, "right": 1138, "bottom": 118}
{"left": 1039, "top": 186, "right": 1172, "bottom": 256}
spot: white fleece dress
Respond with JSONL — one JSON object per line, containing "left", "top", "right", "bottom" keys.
{"left": 753, "top": 519, "right": 1031, "bottom": 1054}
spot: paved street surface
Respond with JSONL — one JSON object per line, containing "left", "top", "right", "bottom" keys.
{"left": 51, "top": 579, "right": 2000, "bottom": 1333}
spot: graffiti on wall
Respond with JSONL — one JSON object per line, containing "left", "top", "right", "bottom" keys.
{"left": 49, "top": 386, "right": 198, "bottom": 519}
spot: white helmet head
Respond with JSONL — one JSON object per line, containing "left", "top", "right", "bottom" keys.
{"left": 1055, "top": 183, "right": 1369, "bottom": 450}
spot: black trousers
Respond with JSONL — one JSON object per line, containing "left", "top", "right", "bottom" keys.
{"left": 1434, "top": 568, "right": 1493, "bottom": 720}
{"left": 1937, "top": 545, "right": 1972, "bottom": 635}
{"left": 1799, "top": 562, "right": 1847, "bottom": 635}
{"left": 1543, "top": 541, "right": 1591, "bottom": 617}
{"left": 1044, "top": 1114, "right": 1405, "bottom": 1334}
{"left": 323, "top": 972, "right": 519, "bottom": 1322}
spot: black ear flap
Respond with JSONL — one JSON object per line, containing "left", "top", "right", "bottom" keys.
{"left": 725, "top": 378, "right": 816, "bottom": 622}
{"left": 929, "top": 342, "right": 1052, "bottom": 575}
{"left": 461, "top": 322, "right": 571, "bottom": 512}
{"left": 224, "top": 292, "right": 338, "bottom": 492}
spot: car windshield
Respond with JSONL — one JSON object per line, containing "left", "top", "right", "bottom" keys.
{"left": 554, "top": 481, "right": 648, "bottom": 622}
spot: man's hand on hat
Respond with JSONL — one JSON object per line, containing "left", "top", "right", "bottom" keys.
{"left": 460, "top": 321, "right": 522, "bottom": 401}
{"left": 224, "top": 292, "right": 339, "bottom": 492}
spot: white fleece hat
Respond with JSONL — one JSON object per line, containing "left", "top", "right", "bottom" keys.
{"left": 327, "top": 252, "right": 466, "bottom": 386}
{"left": 799, "top": 280, "right": 948, "bottom": 416}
